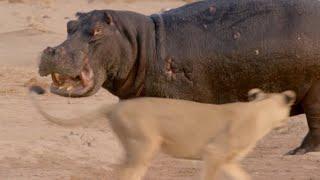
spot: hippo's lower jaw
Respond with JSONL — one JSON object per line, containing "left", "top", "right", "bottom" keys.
{"left": 49, "top": 59, "right": 95, "bottom": 97}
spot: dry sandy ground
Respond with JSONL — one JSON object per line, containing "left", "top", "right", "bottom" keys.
{"left": 0, "top": 0, "right": 319, "bottom": 179}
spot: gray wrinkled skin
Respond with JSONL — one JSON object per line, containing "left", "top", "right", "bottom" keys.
{"left": 39, "top": 0, "right": 320, "bottom": 154}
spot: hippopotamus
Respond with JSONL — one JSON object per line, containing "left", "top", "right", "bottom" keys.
{"left": 38, "top": 0, "right": 320, "bottom": 155}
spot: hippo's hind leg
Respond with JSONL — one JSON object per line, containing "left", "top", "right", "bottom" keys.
{"left": 288, "top": 82, "right": 320, "bottom": 155}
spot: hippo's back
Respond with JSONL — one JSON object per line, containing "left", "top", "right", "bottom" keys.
{"left": 148, "top": 0, "right": 320, "bottom": 104}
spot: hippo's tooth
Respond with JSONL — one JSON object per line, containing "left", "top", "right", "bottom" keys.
{"left": 52, "top": 73, "right": 64, "bottom": 85}
{"left": 51, "top": 73, "right": 59, "bottom": 86}
{"left": 80, "top": 71, "right": 89, "bottom": 86}
{"left": 54, "top": 73, "right": 60, "bottom": 81}
{"left": 67, "top": 86, "right": 73, "bottom": 91}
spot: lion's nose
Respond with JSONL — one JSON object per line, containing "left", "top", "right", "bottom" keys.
{"left": 44, "top": 47, "right": 55, "bottom": 56}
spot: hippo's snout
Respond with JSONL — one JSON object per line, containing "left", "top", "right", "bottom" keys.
{"left": 40, "top": 46, "right": 70, "bottom": 75}
{"left": 39, "top": 43, "right": 97, "bottom": 97}
{"left": 39, "top": 47, "right": 57, "bottom": 75}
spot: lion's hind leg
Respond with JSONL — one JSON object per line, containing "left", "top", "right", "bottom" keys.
{"left": 221, "top": 163, "right": 251, "bottom": 180}
{"left": 118, "top": 136, "right": 161, "bottom": 180}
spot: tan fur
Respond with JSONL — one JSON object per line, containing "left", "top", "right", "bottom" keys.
{"left": 30, "top": 89, "right": 295, "bottom": 180}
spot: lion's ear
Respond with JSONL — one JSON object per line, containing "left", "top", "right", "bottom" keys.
{"left": 104, "top": 12, "right": 114, "bottom": 25}
{"left": 282, "top": 90, "right": 296, "bottom": 105}
{"left": 248, "top": 88, "right": 265, "bottom": 101}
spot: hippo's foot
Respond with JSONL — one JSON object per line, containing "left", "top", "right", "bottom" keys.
{"left": 286, "top": 146, "right": 315, "bottom": 155}
{"left": 286, "top": 132, "right": 320, "bottom": 155}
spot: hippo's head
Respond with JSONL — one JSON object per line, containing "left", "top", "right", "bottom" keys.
{"left": 39, "top": 10, "right": 154, "bottom": 98}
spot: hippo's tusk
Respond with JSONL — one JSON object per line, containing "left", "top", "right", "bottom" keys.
{"left": 67, "top": 86, "right": 74, "bottom": 91}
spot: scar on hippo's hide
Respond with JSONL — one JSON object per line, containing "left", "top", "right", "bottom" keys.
{"left": 233, "top": 31, "right": 241, "bottom": 40}
{"left": 209, "top": 5, "right": 216, "bottom": 14}
{"left": 164, "top": 57, "right": 192, "bottom": 82}
{"left": 165, "top": 57, "right": 177, "bottom": 81}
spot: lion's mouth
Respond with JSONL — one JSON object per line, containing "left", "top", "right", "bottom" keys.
{"left": 50, "top": 60, "right": 94, "bottom": 97}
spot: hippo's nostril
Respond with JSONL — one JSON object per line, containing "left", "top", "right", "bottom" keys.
{"left": 44, "top": 47, "right": 55, "bottom": 55}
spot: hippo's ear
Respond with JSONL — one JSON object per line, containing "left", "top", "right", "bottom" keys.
{"left": 75, "top": 12, "right": 87, "bottom": 19}
{"left": 248, "top": 88, "right": 266, "bottom": 101}
{"left": 104, "top": 12, "right": 114, "bottom": 25}
{"left": 282, "top": 90, "right": 296, "bottom": 105}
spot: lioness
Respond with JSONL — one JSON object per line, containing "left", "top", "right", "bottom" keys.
{"left": 30, "top": 87, "right": 295, "bottom": 180}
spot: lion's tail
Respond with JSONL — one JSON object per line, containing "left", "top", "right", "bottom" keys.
{"left": 29, "top": 86, "right": 115, "bottom": 128}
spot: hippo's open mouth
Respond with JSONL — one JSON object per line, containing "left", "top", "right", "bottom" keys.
{"left": 50, "top": 59, "right": 94, "bottom": 97}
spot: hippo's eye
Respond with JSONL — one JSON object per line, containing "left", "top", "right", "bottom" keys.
{"left": 93, "top": 28, "right": 103, "bottom": 36}
{"left": 88, "top": 27, "right": 104, "bottom": 43}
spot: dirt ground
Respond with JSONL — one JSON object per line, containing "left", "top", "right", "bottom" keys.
{"left": 0, "top": 0, "right": 319, "bottom": 179}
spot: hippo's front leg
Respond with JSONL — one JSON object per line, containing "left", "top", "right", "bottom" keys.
{"left": 288, "top": 81, "right": 320, "bottom": 155}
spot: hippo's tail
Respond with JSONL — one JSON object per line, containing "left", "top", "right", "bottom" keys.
{"left": 29, "top": 86, "right": 114, "bottom": 128}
